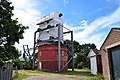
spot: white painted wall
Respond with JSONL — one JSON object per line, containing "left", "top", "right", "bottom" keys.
{"left": 90, "top": 56, "right": 97, "bottom": 75}
{"left": 88, "top": 49, "right": 97, "bottom": 75}
{"left": 37, "top": 12, "right": 63, "bottom": 43}
{"left": 39, "top": 61, "right": 42, "bottom": 70}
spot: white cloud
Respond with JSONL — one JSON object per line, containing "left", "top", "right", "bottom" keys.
{"left": 11, "top": 0, "right": 41, "bottom": 26}
{"left": 77, "top": 7, "right": 120, "bottom": 37}
{"left": 63, "top": 0, "right": 69, "bottom": 6}
{"left": 64, "top": 7, "right": 120, "bottom": 49}
{"left": 63, "top": 20, "right": 88, "bottom": 40}
{"left": 11, "top": 0, "right": 41, "bottom": 51}
{"left": 63, "top": 20, "right": 88, "bottom": 32}
{"left": 10, "top": 0, "right": 120, "bottom": 51}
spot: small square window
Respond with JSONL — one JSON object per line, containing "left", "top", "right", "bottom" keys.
{"left": 62, "top": 50, "right": 64, "bottom": 56}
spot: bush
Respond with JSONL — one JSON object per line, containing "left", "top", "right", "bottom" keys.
{"left": 23, "top": 58, "right": 32, "bottom": 70}
{"left": 12, "top": 59, "right": 23, "bottom": 69}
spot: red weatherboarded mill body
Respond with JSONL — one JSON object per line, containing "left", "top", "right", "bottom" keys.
{"left": 38, "top": 43, "right": 68, "bottom": 71}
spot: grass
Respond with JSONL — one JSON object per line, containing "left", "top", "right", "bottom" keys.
{"left": 12, "top": 69, "right": 104, "bottom": 80}
{"left": 13, "top": 73, "right": 28, "bottom": 80}
{"left": 12, "top": 70, "right": 28, "bottom": 80}
{"left": 62, "top": 68, "right": 92, "bottom": 75}
{"left": 18, "top": 69, "right": 49, "bottom": 74}
{"left": 12, "top": 69, "right": 48, "bottom": 80}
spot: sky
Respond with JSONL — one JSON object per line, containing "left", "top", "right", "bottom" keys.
{"left": 10, "top": 0, "right": 120, "bottom": 52}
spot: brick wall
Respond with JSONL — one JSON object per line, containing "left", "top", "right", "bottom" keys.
{"left": 100, "top": 28, "right": 120, "bottom": 80}
{"left": 101, "top": 29, "right": 120, "bottom": 49}
{"left": 101, "top": 50, "right": 110, "bottom": 80}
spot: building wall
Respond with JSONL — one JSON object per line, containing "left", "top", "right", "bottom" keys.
{"left": 38, "top": 44, "right": 68, "bottom": 71}
{"left": 39, "top": 61, "right": 67, "bottom": 71}
{"left": 96, "top": 55, "right": 103, "bottom": 74}
{"left": 88, "top": 49, "right": 102, "bottom": 75}
{"left": 101, "top": 29, "right": 120, "bottom": 49}
{"left": 101, "top": 50, "right": 110, "bottom": 80}
{"left": 90, "top": 56, "right": 97, "bottom": 75}
{"left": 101, "top": 28, "right": 120, "bottom": 80}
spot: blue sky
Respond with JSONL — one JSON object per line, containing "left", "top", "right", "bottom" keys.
{"left": 38, "top": 0, "right": 119, "bottom": 23}
{"left": 11, "top": 0, "right": 120, "bottom": 51}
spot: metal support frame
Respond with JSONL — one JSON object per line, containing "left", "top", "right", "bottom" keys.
{"left": 32, "top": 24, "right": 74, "bottom": 71}
{"left": 32, "top": 31, "right": 37, "bottom": 70}
{"left": 61, "top": 58, "right": 72, "bottom": 71}
{"left": 61, "top": 30, "right": 74, "bottom": 71}
{"left": 32, "top": 26, "right": 56, "bottom": 70}
{"left": 23, "top": 45, "right": 30, "bottom": 56}
{"left": 23, "top": 45, "right": 31, "bottom": 62}
{"left": 71, "top": 31, "right": 74, "bottom": 71}
{"left": 58, "top": 24, "right": 61, "bottom": 72}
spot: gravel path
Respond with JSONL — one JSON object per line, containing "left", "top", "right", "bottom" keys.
{"left": 23, "top": 73, "right": 89, "bottom": 80}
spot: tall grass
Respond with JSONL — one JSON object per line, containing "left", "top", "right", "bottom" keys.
{"left": 12, "top": 70, "right": 28, "bottom": 80}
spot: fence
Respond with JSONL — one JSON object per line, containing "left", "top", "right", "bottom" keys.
{"left": 0, "top": 62, "right": 13, "bottom": 80}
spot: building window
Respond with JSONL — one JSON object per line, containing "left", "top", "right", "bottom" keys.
{"left": 62, "top": 50, "right": 64, "bottom": 56}
{"left": 40, "top": 51, "right": 42, "bottom": 56}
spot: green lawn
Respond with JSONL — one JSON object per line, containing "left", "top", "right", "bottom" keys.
{"left": 12, "top": 69, "right": 104, "bottom": 80}
{"left": 12, "top": 70, "right": 28, "bottom": 80}
{"left": 13, "top": 73, "right": 28, "bottom": 80}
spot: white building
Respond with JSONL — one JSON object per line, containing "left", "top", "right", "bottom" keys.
{"left": 88, "top": 49, "right": 102, "bottom": 75}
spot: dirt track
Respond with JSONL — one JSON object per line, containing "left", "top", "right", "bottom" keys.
{"left": 23, "top": 73, "right": 90, "bottom": 80}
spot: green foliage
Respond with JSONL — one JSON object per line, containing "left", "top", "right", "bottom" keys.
{"left": 64, "top": 40, "right": 81, "bottom": 53}
{"left": 64, "top": 40, "right": 81, "bottom": 68}
{"left": 64, "top": 40, "right": 96, "bottom": 69}
{"left": 75, "top": 52, "right": 85, "bottom": 68}
{"left": 12, "top": 58, "right": 23, "bottom": 69}
{"left": 96, "top": 73, "right": 104, "bottom": 80}
{"left": 75, "top": 52, "right": 89, "bottom": 68}
{"left": 13, "top": 73, "right": 28, "bottom": 80}
{"left": 12, "top": 69, "right": 19, "bottom": 79}
{"left": 80, "top": 43, "right": 96, "bottom": 55}
{"left": 23, "top": 58, "right": 33, "bottom": 70}
{"left": 0, "top": 0, "right": 28, "bottom": 65}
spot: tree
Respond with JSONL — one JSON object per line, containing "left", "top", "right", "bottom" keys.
{"left": 64, "top": 40, "right": 81, "bottom": 53}
{"left": 64, "top": 40, "right": 96, "bottom": 69}
{"left": 75, "top": 52, "right": 86, "bottom": 68}
{"left": 0, "top": 0, "right": 28, "bottom": 66}
{"left": 75, "top": 43, "right": 96, "bottom": 68}
{"left": 80, "top": 43, "right": 96, "bottom": 55}
{"left": 64, "top": 40, "right": 81, "bottom": 68}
